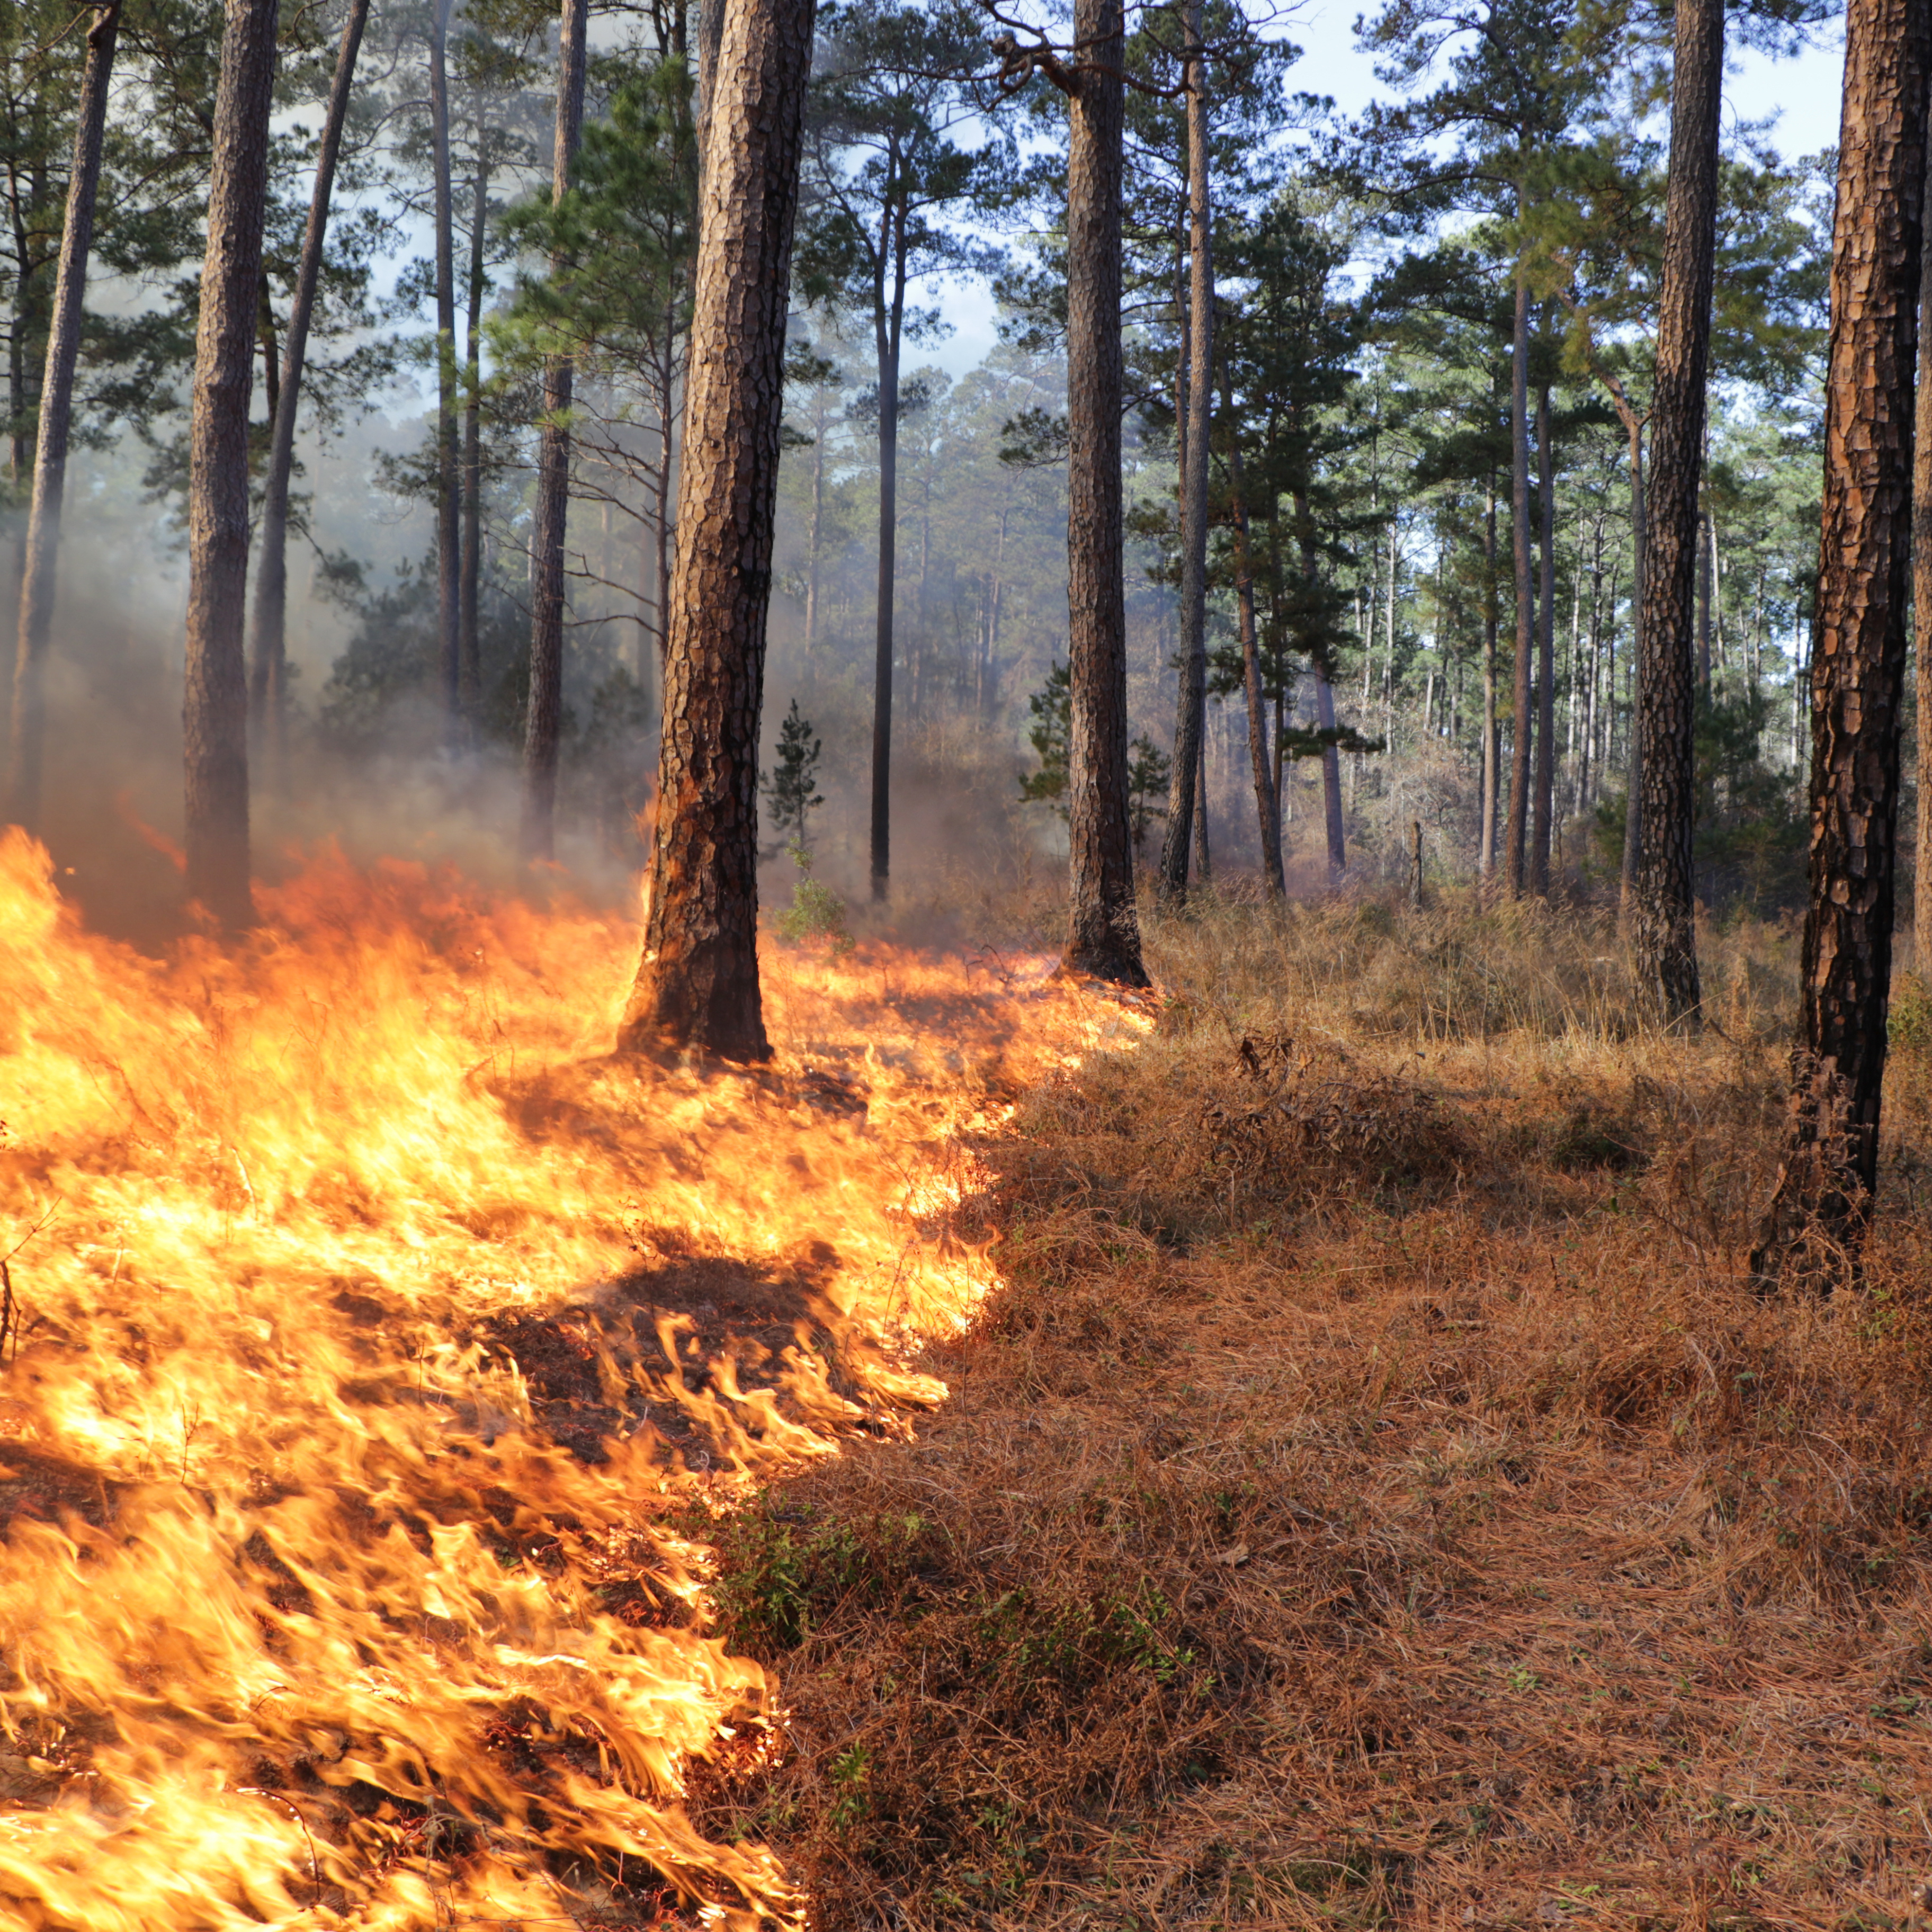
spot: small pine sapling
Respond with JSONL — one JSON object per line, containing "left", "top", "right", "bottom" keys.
{"left": 1018, "top": 661, "right": 1071, "bottom": 815}
{"left": 1127, "top": 733, "right": 1171, "bottom": 851}
{"left": 762, "top": 699, "right": 825, "bottom": 854}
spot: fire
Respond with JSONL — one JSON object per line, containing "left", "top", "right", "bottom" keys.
{"left": 0, "top": 831, "right": 1139, "bottom": 1929}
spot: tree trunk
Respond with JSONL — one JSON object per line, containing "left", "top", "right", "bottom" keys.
{"left": 183, "top": 0, "right": 280, "bottom": 927}
{"left": 1751, "top": 0, "right": 1930, "bottom": 1284}
{"left": 1532, "top": 379, "right": 1557, "bottom": 892}
{"left": 1157, "top": 0, "right": 1212, "bottom": 909}
{"left": 1915, "top": 108, "right": 1932, "bottom": 979}
{"left": 1314, "top": 660, "right": 1345, "bottom": 883}
{"left": 618, "top": 0, "right": 814, "bottom": 1060}
{"left": 1058, "top": 0, "right": 1146, "bottom": 983}
{"left": 1194, "top": 714, "right": 1211, "bottom": 880}
{"left": 7, "top": 0, "right": 119, "bottom": 831}
{"left": 1505, "top": 266, "right": 1534, "bottom": 895}
{"left": 1481, "top": 475, "right": 1499, "bottom": 880}
{"left": 1631, "top": 0, "right": 1722, "bottom": 1025}
{"left": 1619, "top": 415, "right": 1647, "bottom": 905}
{"left": 868, "top": 183, "right": 906, "bottom": 900}
{"left": 245, "top": 0, "right": 369, "bottom": 786}
{"left": 428, "top": 0, "right": 462, "bottom": 736}
{"left": 805, "top": 405, "right": 824, "bottom": 654}
{"left": 1223, "top": 365, "right": 1281, "bottom": 897}
{"left": 461, "top": 131, "right": 487, "bottom": 715}
{"left": 521, "top": 0, "right": 591, "bottom": 859}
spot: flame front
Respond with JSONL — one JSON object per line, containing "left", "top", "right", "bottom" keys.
{"left": 0, "top": 834, "right": 1128, "bottom": 1929}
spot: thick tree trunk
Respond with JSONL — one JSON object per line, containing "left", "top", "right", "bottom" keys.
{"left": 428, "top": 0, "right": 462, "bottom": 735}
{"left": 1157, "top": 0, "right": 1212, "bottom": 910}
{"left": 521, "top": 0, "right": 591, "bottom": 859}
{"left": 618, "top": 0, "right": 814, "bottom": 1060}
{"left": 1532, "top": 380, "right": 1557, "bottom": 892}
{"left": 1619, "top": 416, "right": 1647, "bottom": 904}
{"left": 1751, "top": 0, "right": 1930, "bottom": 1285}
{"left": 183, "top": 0, "right": 280, "bottom": 926}
{"left": 1914, "top": 114, "right": 1932, "bottom": 979}
{"left": 1505, "top": 268, "right": 1534, "bottom": 895}
{"left": 461, "top": 136, "right": 487, "bottom": 715}
{"left": 1631, "top": 0, "right": 1722, "bottom": 1025}
{"left": 246, "top": 0, "right": 369, "bottom": 785}
{"left": 7, "top": 1, "right": 119, "bottom": 831}
{"left": 1059, "top": 0, "right": 1146, "bottom": 983}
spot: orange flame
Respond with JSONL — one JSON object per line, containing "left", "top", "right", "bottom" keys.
{"left": 0, "top": 831, "right": 1138, "bottom": 1927}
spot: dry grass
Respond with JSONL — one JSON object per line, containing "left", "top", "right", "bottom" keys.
{"left": 688, "top": 889, "right": 1932, "bottom": 1930}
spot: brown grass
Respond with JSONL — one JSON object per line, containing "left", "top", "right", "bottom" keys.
{"left": 687, "top": 889, "right": 1932, "bottom": 1930}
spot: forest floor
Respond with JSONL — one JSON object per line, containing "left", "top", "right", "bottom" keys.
{"left": 687, "top": 892, "right": 1932, "bottom": 1931}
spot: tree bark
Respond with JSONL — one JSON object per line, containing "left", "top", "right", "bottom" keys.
{"left": 1752, "top": 0, "right": 1930, "bottom": 1285}
{"left": 1505, "top": 266, "right": 1534, "bottom": 895}
{"left": 7, "top": 1, "right": 119, "bottom": 831}
{"left": 245, "top": 0, "right": 369, "bottom": 785}
{"left": 618, "top": 0, "right": 815, "bottom": 1060}
{"left": 183, "top": 0, "right": 279, "bottom": 926}
{"left": 1631, "top": 0, "right": 1722, "bottom": 1025}
{"left": 1916, "top": 108, "right": 1932, "bottom": 979}
{"left": 1157, "top": 0, "right": 1212, "bottom": 909}
{"left": 428, "top": 0, "right": 462, "bottom": 736}
{"left": 1532, "top": 379, "right": 1557, "bottom": 892}
{"left": 1058, "top": 0, "right": 1147, "bottom": 983}
{"left": 521, "top": 0, "right": 591, "bottom": 858}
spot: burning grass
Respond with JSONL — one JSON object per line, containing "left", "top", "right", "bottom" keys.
{"left": 689, "top": 892, "right": 1932, "bottom": 1930}
{"left": 0, "top": 833, "right": 1123, "bottom": 1929}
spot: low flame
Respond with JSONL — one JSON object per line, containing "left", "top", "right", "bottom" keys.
{"left": 0, "top": 833, "right": 1139, "bottom": 1928}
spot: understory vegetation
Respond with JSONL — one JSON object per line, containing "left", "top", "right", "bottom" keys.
{"left": 688, "top": 892, "right": 1932, "bottom": 1930}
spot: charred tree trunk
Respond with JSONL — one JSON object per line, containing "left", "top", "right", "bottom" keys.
{"left": 1505, "top": 266, "right": 1534, "bottom": 895}
{"left": 618, "top": 0, "right": 815, "bottom": 1060}
{"left": 521, "top": 0, "right": 591, "bottom": 860}
{"left": 1631, "top": 0, "right": 1722, "bottom": 1024}
{"left": 246, "top": 0, "right": 369, "bottom": 785}
{"left": 1056, "top": 0, "right": 1146, "bottom": 982}
{"left": 183, "top": 0, "right": 279, "bottom": 926}
{"left": 7, "top": 1, "right": 119, "bottom": 831}
{"left": 1751, "top": 0, "right": 1930, "bottom": 1285}
{"left": 1157, "top": 0, "right": 1212, "bottom": 909}
{"left": 1532, "top": 379, "right": 1557, "bottom": 893}
{"left": 428, "top": 0, "right": 462, "bottom": 735}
